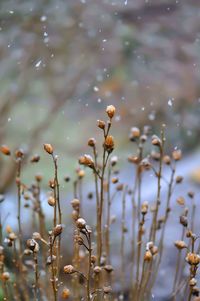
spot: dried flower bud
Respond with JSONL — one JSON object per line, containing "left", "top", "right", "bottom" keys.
{"left": 151, "top": 151, "right": 160, "bottom": 161}
{"left": 176, "top": 176, "right": 183, "bottom": 183}
{"left": 110, "top": 156, "right": 118, "bottom": 166}
{"left": 46, "top": 255, "right": 56, "bottom": 265}
{"left": 24, "top": 248, "right": 33, "bottom": 256}
{"left": 9, "top": 232, "right": 17, "bottom": 241}
{"left": 26, "top": 239, "right": 39, "bottom": 252}
{"left": 76, "top": 218, "right": 86, "bottom": 229}
{"left": 103, "top": 286, "right": 112, "bottom": 294}
{"left": 61, "top": 288, "right": 70, "bottom": 299}
{"left": 190, "top": 278, "right": 197, "bottom": 287}
{"left": 78, "top": 169, "right": 85, "bottom": 178}
{"left": 186, "top": 252, "right": 200, "bottom": 266}
{"left": 180, "top": 215, "right": 188, "bottom": 227}
{"left": 88, "top": 138, "right": 96, "bottom": 147}
{"left": 35, "top": 174, "right": 43, "bottom": 182}
{"left": 71, "top": 198, "right": 80, "bottom": 210}
{"left": 15, "top": 149, "right": 24, "bottom": 159}
{"left": 53, "top": 224, "right": 63, "bottom": 237}
{"left": 31, "top": 155, "right": 40, "bottom": 163}
{"left": 141, "top": 202, "right": 148, "bottom": 215}
{"left": 116, "top": 184, "right": 123, "bottom": 191}
{"left": 129, "top": 127, "right": 140, "bottom": 141}
{"left": 174, "top": 240, "right": 187, "bottom": 250}
{"left": 63, "top": 265, "right": 75, "bottom": 274}
{"left": 112, "top": 177, "right": 118, "bottom": 184}
{"left": 79, "top": 154, "right": 94, "bottom": 169}
{"left": 48, "top": 196, "right": 56, "bottom": 207}
{"left": 104, "top": 265, "right": 114, "bottom": 273}
{"left": 106, "top": 105, "right": 116, "bottom": 119}
{"left": 140, "top": 158, "right": 151, "bottom": 170}
{"left": 97, "top": 120, "right": 105, "bottom": 129}
{"left": 172, "top": 149, "right": 182, "bottom": 161}
{"left": 1, "top": 272, "right": 10, "bottom": 281}
{"left": 91, "top": 255, "right": 96, "bottom": 264}
{"left": 151, "top": 246, "right": 158, "bottom": 256}
{"left": 163, "top": 155, "right": 171, "bottom": 165}
{"left": 94, "top": 266, "right": 102, "bottom": 274}
{"left": 44, "top": 143, "right": 53, "bottom": 154}
{"left": 6, "top": 225, "right": 12, "bottom": 234}
{"left": 144, "top": 250, "right": 153, "bottom": 261}
{"left": 72, "top": 210, "right": 79, "bottom": 221}
{"left": 128, "top": 156, "right": 140, "bottom": 164}
{"left": 32, "top": 232, "right": 41, "bottom": 240}
{"left": 188, "top": 191, "right": 194, "bottom": 199}
{"left": 140, "top": 134, "right": 147, "bottom": 143}
{"left": 0, "top": 145, "right": 11, "bottom": 156}
{"left": 104, "top": 135, "right": 114, "bottom": 153}
{"left": 176, "top": 197, "right": 185, "bottom": 206}
{"left": 152, "top": 135, "right": 161, "bottom": 146}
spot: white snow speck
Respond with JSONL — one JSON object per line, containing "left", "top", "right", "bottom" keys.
{"left": 35, "top": 60, "right": 42, "bottom": 68}
{"left": 168, "top": 98, "right": 174, "bottom": 106}
{"left": 40, "top": 16, "right": 47, "bottom": 22}
{"left": 93, "top": 86, "right": 99, "bottom": 92}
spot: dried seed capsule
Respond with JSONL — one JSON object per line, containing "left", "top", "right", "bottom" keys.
{"left": 190, "top": 278, "right": 197, "bottom": 287}
{"left": 48, "top": 196, "right": 56, "bottom": 207}
{"left": 30, "top": 155, "right": 40, "bottom": 163}
{"left": 106, "top": 105, "right": 116, "bottom": 119}
{"left": 63, "top": 265, "right": 75, "bottom": 274}
{"left": 104, "top": 265, "right": 114, "bottom": 273}
{"left": 110, "top": 156, "right": 118, "bottom": 166}
{"left": 103, "top": 286, "right": 112, "bottom": 294}
{"left": 128, "top": 156, "right": 140, "bottom": 164}
{"left": 71, "top": 198, "right": 80, "bottom": 210}
{"left": 0, "top": 145, "right": 11, "bottom": 156}
{"left": 144, "top": 251, "right": 153, "bottom": 261}
{"left": 88, "top": 138, "right": 96, "bottom": 147}
{"left": 44, "top": 143, "right": 53, "bottom": 154}
{"left": 186, "top": 252, "right": 200, "bottom": 266}
{"left": 1, "top": 272, "right": 10, "bottom": 281}
{"left": 53, "top": 224, "right": 63, "bottom": 237}
{"left": 97, "top": 120, "right": 105, "bottom": 129}
{"left": 129, "top": 127, "right": 140, "bottom": 141}
{"left": 94, "top": 266, "right": 102, "bottom": 274}
{"left": 180, "top": 215, "right": 188, "bottom": 227}
{"left": 141, "top": 202, "right": 148, "bottom": 215}
{"left": 26, "top": 239, "right": 39, "bottom": 252}
{"left": 79, "top": 154, "right": 94, "bottom": 169}
{"left": 172, "top": 149, "right": 182, "bottom": 161}
{"left": 78, "top": 170, "right": 85, "bottom": 178}
{"left": 35, "top": 174, "right": 43, "bottom": 182}
{"left": 163, "top": 155, "right": 171, "bottom": 165}
{"left": 176, "top": 197, "right": 185, "bottom": 206}
{"left": 76, "top": 218, "right": 86, "bottom": 229}
{"left": 176, "top": 176, "right": 183, "bottom": 183}
{"left": 104, "top": 135, "right": 114, "bottom": 153}
{"left": 32, "top": 232, "right": 41, "bottom": 240}
{"left": 61, "top": 288, "right": 70, "bottom": 299}
{"left": 151, "top": 135, "right": 161, "bottom": 146}
{"left": 15, "top": 149, "right": 24, "bottom": 158}
{"left": 174, "top": 240, "right": 187, "bottom": 250}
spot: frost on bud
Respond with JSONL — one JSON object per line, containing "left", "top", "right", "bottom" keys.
{"left": 141, "top": 202, "right": 148, "bottom": 215}
{"left": 174, "top": 240, "right": 187, "bottom": 250}
{"left": 110, "top": 155, "right": 118, "bottom": 166}
{"left": 97, "top": 120, "right": 105, "bottom": 129}
{"left": 53, "top": 224, "right": 63, "bottom": 237}
{"left": 128, "top": 156, "right": 140, "bottom": 164}
{"left": 88, "top": 138, "right": 96, "bottom": 147}
{"left": 172, "top": 149, "right": 182, "bottom": 161}
{"left": 44, "top": 143, "right": 53, "bottom": 154}
{"left": 190, "top": 278, "right": 197, "bottom": 287}
{"left": 15, "top": 149, "right": 24, "bottom": 159}
{"left": 180, "top": 215, "right": 188, "bottom": 227}
{"left": 76, "top": 218, "right": 86, "bottom": 229}
{"left": 104, "top": 135, "right": 114, "bottom": 153}
{"left": 32, "top": 232, "right": 41, "bottom": 240}
{"left": 186, "top": 253, "right": 200, "bottom": 266}
{"left": 140, "top": 158, "right": 151, "bottom": 170}
{"left": 106, "top": 105, "right": 116, "bottom": 119}
{"left": 26, "top": 239, "right": 39, "bottom": 252}
{"left": 0, "top": 145, "right": 11, "bottom": 156}
{"left": 94, "top": 266, "right": 102, "bottom": 274}
{"left": 63, "top": 265, "right": 75, "bottom": 274}
{"left": 61, "top": 288, "right": 70, "bottom": 299}
{"left": 79, "top": 154, "right": 94, "bottom": 169}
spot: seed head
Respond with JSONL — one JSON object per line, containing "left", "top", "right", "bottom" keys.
{"left": 44, "top": 143, "right": 53, "bottom": 154}
{"left": 106, "top": 105, "right": 116, "bottom": 119}
{"left": 63, "top": 265, "right": 75, "bottom": 274}
{"left": 0, "top": 145, "right": 11, "bottom": 156}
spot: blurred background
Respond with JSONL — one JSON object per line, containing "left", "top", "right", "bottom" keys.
{"left": 0, "top": 0, "right": 200, "bottom": 191}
